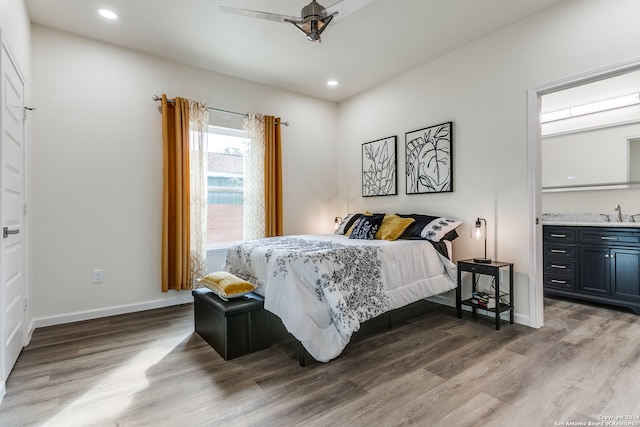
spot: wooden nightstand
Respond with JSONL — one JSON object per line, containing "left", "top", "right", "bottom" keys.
{"left": 456, "top": 259, "right": 514, "bottom": 330}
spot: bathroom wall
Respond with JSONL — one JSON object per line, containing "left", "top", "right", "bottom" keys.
{"left": 541, "top": 68, "right": 640, "bottom": 217}
{"left": 542, "top": 189, "right": 640, "bottom": 219}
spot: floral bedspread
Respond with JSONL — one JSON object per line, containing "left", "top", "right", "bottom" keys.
{"left": 224, "top": 235, "right": 454, "bottom": 362}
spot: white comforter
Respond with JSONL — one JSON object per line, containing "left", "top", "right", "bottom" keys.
{"left": 223, "top": 234, "right": 457, "bottom": 362}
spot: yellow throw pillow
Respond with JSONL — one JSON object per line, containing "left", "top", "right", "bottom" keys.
{"left": 375, "top": 214, "right": 416, "bottom": 241}
{"left": 197, "top": 271, "right": 257, "bottom": 300}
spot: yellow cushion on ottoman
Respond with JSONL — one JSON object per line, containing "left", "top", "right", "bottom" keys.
{"left": 197, "top": 271, "right": 257, "bottom": 300}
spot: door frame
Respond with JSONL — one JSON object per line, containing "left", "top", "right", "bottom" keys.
{"left": 527, "top": 57, "right": 640, "bottom": 328}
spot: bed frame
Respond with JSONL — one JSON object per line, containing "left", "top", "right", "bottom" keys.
{"left": 193, "top": 287, "right": 444, "bottom": 366}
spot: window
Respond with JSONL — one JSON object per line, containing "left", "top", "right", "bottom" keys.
{"left": 205, "top": 126, "right": 248, "bottom": 246}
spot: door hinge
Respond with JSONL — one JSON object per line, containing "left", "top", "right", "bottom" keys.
{"left": 23, "top": 203, "right": 27, "bottom": 216}
{"left": 24, "top": 299, "right": 27, "bottom": 312}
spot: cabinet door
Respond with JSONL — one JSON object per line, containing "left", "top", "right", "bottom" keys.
{"left": 611, "top": 248, "right": 640, "bottom": 301}
{"left": 579, "top": 246, "right": 609, "bottom": 295}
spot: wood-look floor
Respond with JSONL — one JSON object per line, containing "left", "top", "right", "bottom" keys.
{"left": 2, "top": 296, "right": 640, "bottom": 427}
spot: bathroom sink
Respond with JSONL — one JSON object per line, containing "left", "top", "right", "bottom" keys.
{"left": 541, "top": 221, "right": 640, "bottom": 228}
{"left": 541, "top": 212, "right": 640, "bottom": 227}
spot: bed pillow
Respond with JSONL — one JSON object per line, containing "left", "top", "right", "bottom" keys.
{"left": 420, "top": 217, "right": 462, "bottom": 242}
{"left": 375, "top": 214, "right": 416, "bottom": 241}
{"left": 397, "top": 214, "right": 439, "bottom": 239}
{"left": 197, "top": 271, "right": 257, "bottom": 301}
{"left": 348, "top": 213, "right": 385, "bottom": 240}
{"left": 334, "top": 213, "right": 362, "bottom": 235}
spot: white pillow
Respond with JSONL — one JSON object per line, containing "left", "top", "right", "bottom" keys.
{"left": 334, "top": 213, "right": 360, "bottom": 235}
{"left": 420, "top": 217, "right": 462, "bottom": 242}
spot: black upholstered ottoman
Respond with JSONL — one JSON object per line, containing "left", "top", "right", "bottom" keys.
{"left": 192, "top": 287, "right": 271, "bottom": 360}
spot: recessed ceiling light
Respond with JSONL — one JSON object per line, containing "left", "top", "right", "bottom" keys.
{"left": 98, "top": 9, "right": 118, "bottom": 20}
{"left": 327, "top": 80, "right": 338, "bottom": 86}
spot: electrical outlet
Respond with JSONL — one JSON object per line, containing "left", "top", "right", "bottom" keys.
{"left": 92, "top": 269, "right": 104, "bottom": 284}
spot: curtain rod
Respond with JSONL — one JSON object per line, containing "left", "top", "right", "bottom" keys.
{"left": 152, "top": 95, "right": 289, "bottom": 126}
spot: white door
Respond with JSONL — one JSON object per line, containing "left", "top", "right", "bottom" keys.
{"left": 1, "top": 41, "right": 26, "bottom": 382}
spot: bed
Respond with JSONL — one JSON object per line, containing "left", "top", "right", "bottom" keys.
{"left": 222, "top": 213, "right": 460, "bottom": 362}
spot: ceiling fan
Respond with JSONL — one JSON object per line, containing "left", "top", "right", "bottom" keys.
{"left": 219, "top": 0, "right": 374, "bottom": 43}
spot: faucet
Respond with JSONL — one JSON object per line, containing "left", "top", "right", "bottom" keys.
{"left": 615, "top": 204, "right": 622, "bottom": 222}
{"left": 631, "top": 214, "right": 640, "bottom": 223}
{"left": 600, "top": 214, "right": 611, "bottom": 222}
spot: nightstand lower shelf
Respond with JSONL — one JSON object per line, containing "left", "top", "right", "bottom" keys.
{"left": 459, "top": 299, "right": 512, "bottom": 313}
{"left": 456, "top": 259, "right": 514, "bottom": 330}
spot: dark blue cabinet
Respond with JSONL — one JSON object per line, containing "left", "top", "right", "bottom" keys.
{"left": 544, "top": 225, "right": 640, "bottom": 315}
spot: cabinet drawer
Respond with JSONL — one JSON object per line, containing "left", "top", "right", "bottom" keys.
{"left": 579, "top": 230, "right": 640, "bottom": 246}
{"left": 543, "top": 228, "right": 576, "bottom": 244}
{"left": 544, "top": 259, "right": 576, "bottom": 276}
{"left": 459, "top": 262, "right": 496, "bottom": 275}
{"left": 544, "top": 273, "right": 575, "bottom": 290}
{"left": 543, "top": 244, "right": 576, "bottom": 259}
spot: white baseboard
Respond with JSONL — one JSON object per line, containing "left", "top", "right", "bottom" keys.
{"left": 32, "top": 294, "right": 194, "bottom": 329}
{"left": 26, "top": 318, "right": 35, "bottom": 346}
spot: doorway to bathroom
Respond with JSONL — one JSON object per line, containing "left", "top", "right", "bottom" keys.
{"left": 528, "top": 59, "right": 640, "bottom": 328}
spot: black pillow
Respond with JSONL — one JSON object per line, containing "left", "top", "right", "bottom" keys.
{"left": 397, "top": 214, "right": 439, "bottom": 239}
{"left": 349, "top": 214, "right": 385, "bottom": 240}
{"left": 442, "top": 229, "right": 459, "bottom": 242}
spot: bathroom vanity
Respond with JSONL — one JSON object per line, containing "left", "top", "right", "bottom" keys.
{"left": 543, "top": 221, "right": 640, "bottom": 315}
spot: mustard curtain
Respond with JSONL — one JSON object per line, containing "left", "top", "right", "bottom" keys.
{"left": 161, "top": 94, "right": 191, "bottom": 291}
{"left": 264, "top": 116, "right": 283, "bottom": 237}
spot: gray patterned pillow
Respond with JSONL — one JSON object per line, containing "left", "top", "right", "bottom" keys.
{"left": 334, "top": 213, "right": 362, "bottom": 235}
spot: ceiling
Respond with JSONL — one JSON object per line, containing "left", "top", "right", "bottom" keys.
{"left": 25, "top": 0, "right": 566, "bottom": 102}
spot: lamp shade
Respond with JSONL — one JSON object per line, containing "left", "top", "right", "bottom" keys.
{"left": 473, "top": 217, "right": 491, "bottom": 264}
{"left": 473, "top": 218, "right": 486, "bottom": 240}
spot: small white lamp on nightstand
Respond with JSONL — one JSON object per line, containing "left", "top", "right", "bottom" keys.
{"left": 473, "top": 217, "right": 492, "bottom": 264}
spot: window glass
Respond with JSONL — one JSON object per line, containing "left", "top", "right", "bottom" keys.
{"left": 206, "top": 126, "right": 247, "bottom": 246}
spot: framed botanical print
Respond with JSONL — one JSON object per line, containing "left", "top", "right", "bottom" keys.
{"left": 362, "top": 136, "right": 397, "bottom": 197}
{"left": 405, "top": 121, "right": 453, "bottom": 194}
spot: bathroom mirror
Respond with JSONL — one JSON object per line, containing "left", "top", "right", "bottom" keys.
{"left": 541, "top": 69, "right": 640, "bottom": 192}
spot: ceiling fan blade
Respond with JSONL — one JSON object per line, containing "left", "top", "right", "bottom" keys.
{"left": 325, "top": 0, "right": 375, "bottom": 21}
{"left": 219, "top": 5, "right": 301, "bottom": 24}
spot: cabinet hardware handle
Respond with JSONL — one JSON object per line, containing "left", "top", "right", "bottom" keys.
{"left": 550, "top": 249, "right": 567, "bottom": 253}
{"left": 550, "top": 234, "right": 566, "bottom": 238}
{"left": 601, "top": 236, "right": 619, "bottom": 240}
{"left": 551, "top": 279, "right": 567, "bottom": 284}
{"left": 551, "top": 264, "right": 567, "bottom": 269}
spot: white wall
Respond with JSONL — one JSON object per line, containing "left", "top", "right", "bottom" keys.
{"left": 30, "top": 25, "right": 339, "bottom": 324}
{"left": 338, "top": 0, "right": 640, "bottom": 323}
